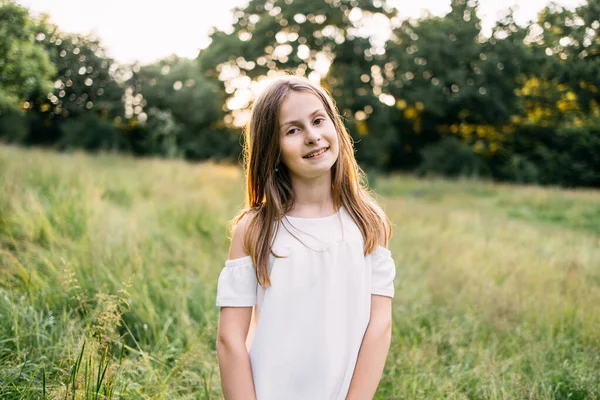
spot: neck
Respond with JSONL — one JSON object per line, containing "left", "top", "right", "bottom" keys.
{"left": 288, "top": 171, "right": 334, "bottom": 217}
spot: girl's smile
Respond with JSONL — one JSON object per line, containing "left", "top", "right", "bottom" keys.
{"left": 303, "top": 146, "right": 329, "bottom": 159}
{"left": 278, "top": 91, "right": 339, "bottom": 180}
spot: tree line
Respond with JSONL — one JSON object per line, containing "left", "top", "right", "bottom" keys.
{"left": 1, "top": 0, "right": 599, "bottom": 187}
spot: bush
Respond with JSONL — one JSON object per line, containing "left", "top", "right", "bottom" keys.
{"left": 495, "top": 124, "right": 600, "bottom": 187}
{"left": 0, "top": 113, "right": 28, "bottom": 143}
{"left": 417, "top": 136, "right": 490, "bottom": 178}
{"left": 58, "top": 113, "right": 124, "bottom": 152}
{"left": 496, "top": 154, "right": 540, "bottom": 184}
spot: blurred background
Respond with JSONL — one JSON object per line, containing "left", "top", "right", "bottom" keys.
{"left": 1, "top": 0, "right": 599, "bottom": 186}
{"left": 1, "top": 0, "right": 599, "bottom": 399}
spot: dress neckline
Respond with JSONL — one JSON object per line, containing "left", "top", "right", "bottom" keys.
{"left": 284, "top": 206, "right": 342, "bottom": 221}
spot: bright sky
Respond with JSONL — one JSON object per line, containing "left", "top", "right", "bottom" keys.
{"left": 18, "top": 0, "right": 586, "bottom": 65}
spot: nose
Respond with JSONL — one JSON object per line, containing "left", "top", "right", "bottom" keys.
{"left": 304, "top": 125, "right": 321, "bottom": 144}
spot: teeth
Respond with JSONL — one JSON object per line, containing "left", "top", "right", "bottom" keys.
{"left": 305, "top": 148, "right": 327, "bottom": 158}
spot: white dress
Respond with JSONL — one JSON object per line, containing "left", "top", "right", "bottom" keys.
{"left": 216, "top": 206, "right": 396, "bottom": 400}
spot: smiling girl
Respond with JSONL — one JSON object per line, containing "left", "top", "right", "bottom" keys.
{"left": 215, "top": 75, "right": 396, "bottom": 400}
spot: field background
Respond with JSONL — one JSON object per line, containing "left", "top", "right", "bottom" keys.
{"left": 0, "top": 144, "right": 599, "bottom": 399}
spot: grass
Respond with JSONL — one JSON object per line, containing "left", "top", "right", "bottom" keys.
{"left": 0, "top": 143, "right": 599, "bottom": 399}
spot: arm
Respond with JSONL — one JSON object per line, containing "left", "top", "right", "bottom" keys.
{"left": 346, "top": 212, "right": 393, "bottom": 399}
{"left": 345, "top": 294, "right": 393, "bottom": 400}
{"left": 216, "top": 213, "right": 257, "bottom": 400}
{"left": 217, "top": 307, "right": 257, "bottom": 400}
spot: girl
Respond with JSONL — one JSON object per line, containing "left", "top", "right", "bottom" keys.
{"left": 215, "top": 75, "right": 396, "bottom": 400}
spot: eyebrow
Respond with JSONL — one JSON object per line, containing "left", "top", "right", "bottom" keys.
{"left": 280, "top": 109, "right": 325, "bottom": 130}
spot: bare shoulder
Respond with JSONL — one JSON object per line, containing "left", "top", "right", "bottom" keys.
{"left": 228, "top": 210, "right": 257, "bottom": 259}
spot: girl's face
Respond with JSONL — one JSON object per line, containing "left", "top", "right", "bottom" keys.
{"left": 277, "top": 91, "right": 339, "bottom": 181}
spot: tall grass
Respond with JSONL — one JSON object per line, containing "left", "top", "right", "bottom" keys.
{"left": 0, "top": 144, "right": 599, "bottom": 399}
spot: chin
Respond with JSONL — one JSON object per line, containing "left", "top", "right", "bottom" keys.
{"left": 302, "top": 164, "right": 336, "bottom": 179}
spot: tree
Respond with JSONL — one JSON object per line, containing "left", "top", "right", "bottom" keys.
{"left": 382, "top": 0, "right": 532, "bottom": 168}
{"left": 520, "top": 0, "right": 600, "bottom": 124}
{"left": 127, "top": 56, "right": 238, "bottom": 159}
{"left": 20, "top": 17, "right": 125, "bottom": 149}
{"left": 197, "top": 0, "right": 399, "bottom": 169}
{"left": 0, "top": 0, "right": 54, "bottom": 115}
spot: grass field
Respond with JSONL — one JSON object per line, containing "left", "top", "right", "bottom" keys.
{"left": 1, "top": 144, "right": 599, "bottom": 399}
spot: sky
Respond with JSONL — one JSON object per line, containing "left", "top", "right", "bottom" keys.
{"left": 18, "top": 0, "right": 587, "bottom": 65}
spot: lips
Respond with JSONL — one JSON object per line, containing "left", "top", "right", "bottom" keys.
{"left": 303, "top": 147, "right": 329, "bottom": 159}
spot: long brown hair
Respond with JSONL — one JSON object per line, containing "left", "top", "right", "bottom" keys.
{"left": 231, "top": 75, "right": 391, "bottom": 287}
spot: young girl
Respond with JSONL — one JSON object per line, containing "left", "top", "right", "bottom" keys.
{"left": 215, "top": 75, "right": 396, "bottom": 400}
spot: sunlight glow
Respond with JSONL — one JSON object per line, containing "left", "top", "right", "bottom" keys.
{"left": 18, "top": 0, "right": 587, "bottom": 64}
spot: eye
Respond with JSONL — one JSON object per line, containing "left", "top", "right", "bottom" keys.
{"left": 287, "top": 127, "right": 299, "bottom": 135}
{"left": 314, "top": 117, "right": 325, "bottom": 125}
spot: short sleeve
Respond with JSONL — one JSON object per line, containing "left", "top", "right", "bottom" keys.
{"left": 370, "top": 246, "right": 396, "bottom": 298}
{"left": 216, "top": 256, "right": 258, "bottom": 307}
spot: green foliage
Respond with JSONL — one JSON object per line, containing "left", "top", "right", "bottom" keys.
{"left": 532, "top": 0, "right": 600, "bottom": 113}
{"left": 382, "top": 0, "right": 533, "bottom": 170}
{"left": 57, "top": 112, "right": 123, "bottom": 152}
{"left": 23, "top": 19, "right": 125, "bottom": 146}
{"left": 140, "top": 108, "right": 184, "bottom": 158}
{"left": 0, "top": 0, "right": 599, "bottom": 187}
{"left": 37, "top": 23, "right": 122, "bottom": 117}
{"left": 495, "top": 124, "right": 600, "bottom": 187}
{"left": 385, "top": 0, "right": 490, "bottom": 119}
{"left": 0, "top": 0, "right": 54, "bottom": 114}
{"left": 129, "top": 56, "right": 239, "bottom": 160}
{"left": 198, "top": 0, "right": 391, "bottom": 79}
{"left": 0, "top": 113, "right": 28, "bottom": 142}
{"left": 198, "top": 0, "right": 399, "bottom": 165}
{"left": 417, "top": 135, "right": 490, "bottom": 178}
